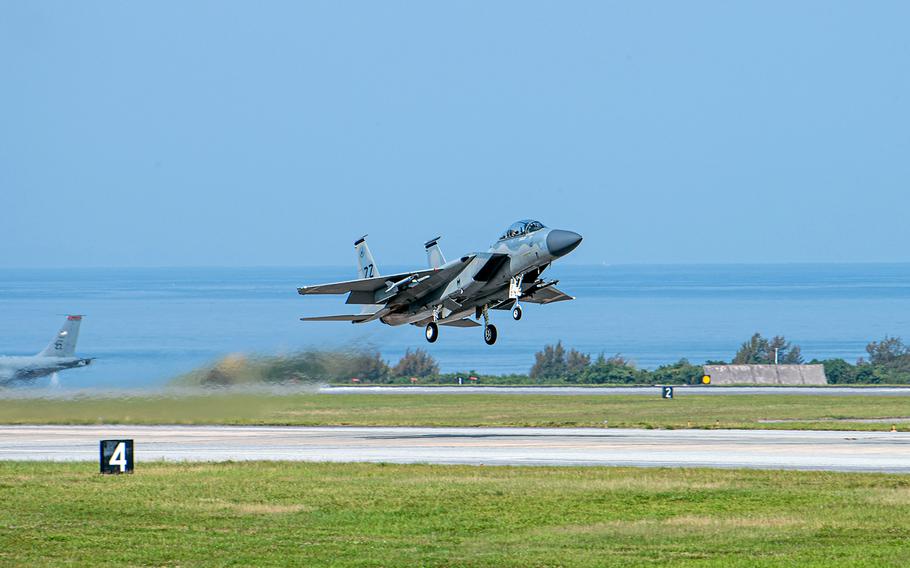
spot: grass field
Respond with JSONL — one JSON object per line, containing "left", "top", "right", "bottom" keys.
{"left": 1, "top": 392, "right": 910, "bottom": 430}
{"left": 1, "top": 461, "right": 909, "bottom": 567}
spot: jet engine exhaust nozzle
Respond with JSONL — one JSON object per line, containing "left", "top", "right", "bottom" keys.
{"left": 546, "top": 230, "right": 583, "bottom": 257}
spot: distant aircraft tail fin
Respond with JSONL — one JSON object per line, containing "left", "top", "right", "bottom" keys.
{"left": 354, "top": 235, "right": 380, "bottom": 279}
{"left": 424, "top": 237, "right": 446, "bottom": 269}
{"left": 37, "top": 315, "right": 82, "bottom": 358}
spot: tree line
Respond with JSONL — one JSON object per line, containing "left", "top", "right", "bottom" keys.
{"left": 526, "top": 333, "right": 910, "bottom": 385}
{"left": 173, "top": 333, "right": 910, "bottom": 386}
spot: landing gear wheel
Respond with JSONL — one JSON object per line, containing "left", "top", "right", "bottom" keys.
{"left": 484, "top": 324, "right": 497, "bottom": 345}
{"left": 512, "top": 305, "right": 522, "bottom": 321}
{"left": 425, "top": 322, "right": 439, "bottom": 343}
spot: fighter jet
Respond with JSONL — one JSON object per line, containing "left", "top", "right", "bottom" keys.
{"left": 297, "top": 220, "right": 582, "bottom": 345}
{"left": 0, "top": 315, "right": 93, "bottom": 385}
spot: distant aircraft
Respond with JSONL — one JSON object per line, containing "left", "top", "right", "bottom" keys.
{"left": 298, "top": 220, "right": 582, "bottom": 345}
{"left": 0, "top": 315, "right": 93, "bottom": 385}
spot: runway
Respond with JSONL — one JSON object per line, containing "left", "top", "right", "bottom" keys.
{"left": 321, "top": 385, "right": 910, "bottom": 396}
{"left": 3, "top": 386, "right": 908, "bottom": 401}
{"left": 2, "top": 425, "right": 909, "bottom": 472}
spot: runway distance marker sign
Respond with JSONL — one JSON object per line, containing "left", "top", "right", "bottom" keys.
{"left": 661, "top": 386, "right": 674, "bottom": 399}
{"left": 100, "top": 439, "right": 134, "bottom": 474}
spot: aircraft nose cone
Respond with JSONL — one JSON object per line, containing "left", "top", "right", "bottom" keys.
{"left": 546, "top": 230, "right": 583, "bottom": 257}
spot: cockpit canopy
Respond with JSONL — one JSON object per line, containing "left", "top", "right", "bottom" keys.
{"left": 498, "top": 219, "right": 546, "bottom": 241}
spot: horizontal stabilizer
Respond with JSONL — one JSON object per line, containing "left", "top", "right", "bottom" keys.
{"left": 299, "top": 314, "right": 372, "bottom": 323}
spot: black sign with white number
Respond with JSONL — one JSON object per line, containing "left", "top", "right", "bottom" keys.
{"left": 661, "top": 386, "right": 674, "bottom": 399}
{"left": 100, "top": 439, "right": 134, "bottom": 474}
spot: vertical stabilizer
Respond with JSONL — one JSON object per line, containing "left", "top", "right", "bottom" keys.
{"left": 353, "top": 236, "right": 382, "bottom": 317}
{"left": 354, "top": 235, "right": 380, "bottom": 279}
{"left": 38, "top": 315, "right": 82, "bottom": 358}
{"left": 425, "top": 236, "right": 446, "bottom": 269}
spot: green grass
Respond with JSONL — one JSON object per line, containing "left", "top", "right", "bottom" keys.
{"left": 1, "top": 393, "right": 910, "bottom": 430}
{"left": 1, "top": 461, "right": 909, "bottom": 567}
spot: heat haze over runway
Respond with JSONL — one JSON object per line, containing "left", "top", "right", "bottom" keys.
{"left": 2, "top": 425, "right": 909, "bottom": 473}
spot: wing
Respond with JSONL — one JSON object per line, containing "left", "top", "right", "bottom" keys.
{"left": 298, "top": 255, "right": 475, "bottom": 304}
{"left": 520, "top": 284, "right": 574, "bottom": 304}
{"left": 297, "top": 271, "right": 433, "bottom": 296}
{"left": 372, "top": 255, "right": 475, "bottom": 305}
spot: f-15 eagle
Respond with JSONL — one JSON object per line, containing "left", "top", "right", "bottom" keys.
{"left": 297, "top": 220, "right": 582, "bottom": 345}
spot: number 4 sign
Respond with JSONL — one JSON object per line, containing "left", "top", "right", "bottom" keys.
{"left": 100, "top": 440, "right": 134, "bottom": 474}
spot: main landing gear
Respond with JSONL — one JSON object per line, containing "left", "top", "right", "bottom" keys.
{"left": 481, "top": 304, "right": 497, "bottom": 345}
{"left": 483, "top": 323, "right": 497, "bottom": 345}
{"left": 423, "top": 303, "right": 506, "bottom": 346}
{"left": 512, "top": 304, "right": 522, "bottom": 321}
{"left": 425, "top": 321, "right": 439, "bottom": 343}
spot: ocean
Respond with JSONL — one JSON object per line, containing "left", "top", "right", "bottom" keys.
{"left": 2, "top": 264, "right": 909, "bottom": 389}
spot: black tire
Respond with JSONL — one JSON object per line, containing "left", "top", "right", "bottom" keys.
{"left": 484, "top": 324, "right": 497, "bottom": 345}
{"left": 425, "top": 322, "right": 439, "bottom": 343}
{"left": 512, "top": 305, "right": 522, "bottom": 321}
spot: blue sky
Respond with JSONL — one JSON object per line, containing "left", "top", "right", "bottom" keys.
{"left": 2, "top": 2, "right": 908, "bottom": 267}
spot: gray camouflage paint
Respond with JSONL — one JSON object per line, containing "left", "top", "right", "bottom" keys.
{"left": 299, "top": 220, "right": 582, "bottom": 338}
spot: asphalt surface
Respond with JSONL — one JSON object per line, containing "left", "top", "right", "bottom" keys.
{"left": 2, "top": 425, "right": 909, "bottom": 472}
{"left": 3, "top": 386, "right": 909, "bottom": 400}
{"left": 321, "top": 386, "right": 910, "bottom": 396}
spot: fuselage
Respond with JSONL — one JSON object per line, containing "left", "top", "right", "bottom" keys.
{"left": 0, "top": 355, "right": 92, "bottom": 383}
{"left": 380, "top": 224, "right": 582, "bottom": 326}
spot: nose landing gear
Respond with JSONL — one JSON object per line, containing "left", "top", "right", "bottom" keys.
{"left": 512, "top": 304, "right": 522, "bottom": 321}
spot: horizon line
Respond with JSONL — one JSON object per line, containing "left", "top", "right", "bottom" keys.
{"left": 3, "top": 261, "right": 910, "bottom": 271}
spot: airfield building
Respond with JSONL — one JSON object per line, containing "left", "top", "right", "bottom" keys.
{"left": 703, "top": 364, "right": 827, "bottom": 385}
